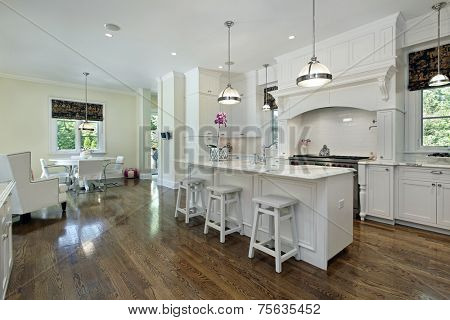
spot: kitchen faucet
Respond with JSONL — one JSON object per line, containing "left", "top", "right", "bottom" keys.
{"left": 262, "top": 142, "right": 278, "bottom": 165}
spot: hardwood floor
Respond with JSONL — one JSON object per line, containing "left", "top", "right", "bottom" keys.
{"left": 6, "top": 179, "right": 450, "bottom": 299}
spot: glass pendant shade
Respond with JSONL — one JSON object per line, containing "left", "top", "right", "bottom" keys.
{"left": 262, "top": 103, "right": 271, "bottom": 111}
{"left": 297, "top": 58, "right": 332, "bottom": 87}
{"left": 429, "top": 73, "right": 450, "bottom": 87}
{"left": 78, "top": 121, "right": 95, "bottom": 132}
{"left": 428, "top": 3, "right": 449, "bottom": 87}
{"left": 296, "top": 0, "right": 332, "bottom": 88}
{"left": 218, "top": 21, "right": 241, "bottom": 105}
{"left": 218, "top": 84, "right": 241, "bottom": 104}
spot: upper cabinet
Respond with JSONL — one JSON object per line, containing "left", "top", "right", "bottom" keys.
{"left": 185, "top": 67, "right": 221, "bottom": 96}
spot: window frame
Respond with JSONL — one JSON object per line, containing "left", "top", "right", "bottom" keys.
{"left": 420, "top": 87, "right": 450, "bottom": 148}
{"left": 49, "top": 97, "right": 106, "bottom": 155}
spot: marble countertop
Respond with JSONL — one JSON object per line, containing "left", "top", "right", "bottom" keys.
{"left": 180, "top": 160, "right": 355, "bottom": 180}
{"left": 0, "top": 180, "right": 15, "bottom": 208}
{"left": 358, "top": 160, "right": 450, "bottom": 169}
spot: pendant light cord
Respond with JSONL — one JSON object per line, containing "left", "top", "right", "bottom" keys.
{"left": 228, "top": 24, "right": 231, "bottom": 86}
{"left": 312, "top": 0, "right": 316, "bottom": 59}
{"left": 265, "top": 65, "right": 268, "bottom": 105}
{"left": 437, "top": 6, "right": 441, "bottom": 74}
{"left": 84, "top": 72, "right": 88, "bottom": 122}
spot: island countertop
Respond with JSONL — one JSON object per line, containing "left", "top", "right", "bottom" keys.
{"left": 179, "top": 159, "right": 355, "bottom": 180}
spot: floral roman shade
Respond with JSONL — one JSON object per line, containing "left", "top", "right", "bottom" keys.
{"left": 264, "top": 86, "right": 278, "bottom": 110}
{"left": 51, "top": 99, "right": 103, "bottom": 121}
{"left": 408, "top": 44, "right": 449, "bottom": 91}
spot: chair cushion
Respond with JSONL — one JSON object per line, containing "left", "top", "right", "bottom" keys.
{"left": 252, "top": 195, "right": 298, "bottom": 209}
{"left": 207, "top": 185, "right": 242, "bottom": 194}
{"left": 59, "top": 184, "right": 68, "bottom": 193}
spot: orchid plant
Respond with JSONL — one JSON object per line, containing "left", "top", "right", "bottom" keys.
{"left": 214, "top": 112, "right": 227, "bottom": 128}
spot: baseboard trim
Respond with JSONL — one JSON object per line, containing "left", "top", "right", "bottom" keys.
{"left": 157, "top": 178, "right": 178, "bottom": 189}
{"left": 395, "top": 220, "right": 450, "bottom": 235}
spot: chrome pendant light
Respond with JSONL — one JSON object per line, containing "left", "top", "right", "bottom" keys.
{"left": 218, "top": 21, "right": 241, "bottom": 105}
{"left": 297, "top": 0, "right": 332, "bottom": 88}
{"left": 262, "top": 64, "right": 271, "bottom": 111}
{"left": 78, "top": 72, "right": 95, "bottom": 132}
{"left": 429, "top": 2, "right": 449, "bottom": 87}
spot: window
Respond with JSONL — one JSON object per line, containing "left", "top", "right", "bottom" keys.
{"left": 271, "top": 109, "right": 278, "bottom": 144}
{"left": 422, "top": 87, "right": 450, "bottom": 147}
{"left": 53, "top": 119, "right": 104, "bottom": 153}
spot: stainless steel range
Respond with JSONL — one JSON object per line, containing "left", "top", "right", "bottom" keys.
{"left": 288, "top": 154, "right": 370, "bottom": 217}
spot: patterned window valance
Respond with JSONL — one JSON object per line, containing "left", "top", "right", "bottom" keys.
{"left": 51, "top": 99, "right": 103, "bottom": 121}
{"left": 264, "top": 86, "right": 278, "bottom": 110}
{"left": 408, "top": 44, "right": 449, "bottom": 91}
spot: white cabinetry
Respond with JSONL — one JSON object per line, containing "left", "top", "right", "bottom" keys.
{"left": 0, "top": 181, "right": 14, "bottom": 300}
{"left": 376, "top": 110, "right": 404, "bottom": 162}
{"left": 398, "top": 167, "right": 450, "bottom": 230}
{"left": 437, "top": 183, "right": 450, "bottom": 228}
{"left": 366, "top": 165, "right": 394, "bottom": 219}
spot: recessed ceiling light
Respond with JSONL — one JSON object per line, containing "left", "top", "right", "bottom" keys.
{"left": 218, "top": 65, "right": 223, "bottom": 69}
{"left": 171, "top": 52, "right": 177, "bottom": 56}
{"left": 288, "top": 35, "right": 296, "bottom": 40}
{"left": 104, "top": 23, "right": 121, "bottom": 32}
{"left": 105, "top": 33, "right": 113, "bottom": 38}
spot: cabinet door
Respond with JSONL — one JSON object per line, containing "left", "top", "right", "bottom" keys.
{"left": 199, "top": 72, "right": 220, "bottom": 95}
{"left": 398, "top": 179, "right": 436, "bottom": 225}
{"left": 0, "top": 207, "right": 4, "bottom": 299}
{"left": 377, "top": 111, "right": 393, "bottom": 161}
{"left": 367, "top": 166, "right": 393, "bottom": 219}
{"left": 437, "top": 183, "right": 450, "bottom": 229}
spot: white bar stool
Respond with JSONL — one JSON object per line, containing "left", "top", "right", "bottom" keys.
{"left": 248, "top": 194, "right": 300, "bottom": 273}
{"left": 175, "top": 177, "right": 206, "bottom": 223}
{"left": 204, "top": 185, "right": 244, "bottom": 243}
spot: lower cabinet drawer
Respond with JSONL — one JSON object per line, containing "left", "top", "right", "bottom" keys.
{"left": 399, "top": 167, "right": 450, "bottom": 182}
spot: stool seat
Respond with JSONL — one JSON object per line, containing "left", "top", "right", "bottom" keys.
{"left": 181, "top": 177, "right": 205, "bottom": 185}
{"left": 252, "top": 195, "right": 298, "bottom": 209}
{"left": 207, "top": 185, "right": 243, "bottom": 194}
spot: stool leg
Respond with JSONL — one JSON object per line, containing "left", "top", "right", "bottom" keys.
{"left": 236, "top": 192, "right": 244, "bottom": 235}
{"left": 268, "top": 212, "right": 275, "bottom": 249}
{"left": 248, "top": 204, "right": 260, "bottom": 258}
{"left": 220, "top": 194, "right": 226, "bottom": 243}
{"left": 200, "top": 184, "right": 206, "bottom": 215}
{"left": 290, "top": 205, "right": 301, "bottom": 260}
{"left": 175, "top": 185, "right": 182, "bottom": 218}
{"left": 204, "top": 191, "right": 212, "bottom": 234}
{"left": 274, "top": 208, "right": 282, "bottom": 273}
{"left": 185, "top": 185, "right": 191, "bottom": 224}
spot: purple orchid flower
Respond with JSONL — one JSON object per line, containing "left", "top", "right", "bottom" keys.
{"left": 214, "top": 112, "right": 227, "bottom": 127}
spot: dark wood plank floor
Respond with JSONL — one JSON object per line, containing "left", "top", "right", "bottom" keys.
{"left": 6, "top": 179, "right": 450, "bottom": 299}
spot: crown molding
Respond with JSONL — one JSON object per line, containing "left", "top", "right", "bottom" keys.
{"left": 0, "top": 72, "right": 138, "bottom": 96}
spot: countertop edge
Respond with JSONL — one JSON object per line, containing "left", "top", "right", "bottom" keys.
{"left": 0, "top": 180, "right": 15, "bottom": 208}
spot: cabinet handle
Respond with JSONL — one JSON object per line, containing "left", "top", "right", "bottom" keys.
{"left": 438, "top": 184, "right": 442, "bottom": 187}
{"left": 431, "top": 171, "right": 443, "bottom": 175}
{"left": 385, "top": 168, "right": 389, "bottom": 171}
{"left": 432, "top": 183, "right": 436, "bottom": 186}
{"left": 380, "top": 156, "right": 384, "bottom": 159}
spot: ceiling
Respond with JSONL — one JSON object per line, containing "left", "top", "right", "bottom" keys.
{"left": 0, "top": 0, "right": 439, "bottom": 91}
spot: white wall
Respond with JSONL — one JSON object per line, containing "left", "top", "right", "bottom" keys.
{"left": 287, "top": 107, "right": 378, "bottom": 156}
{"left": 0, "top": 76, "right": 138, "bottom": 175}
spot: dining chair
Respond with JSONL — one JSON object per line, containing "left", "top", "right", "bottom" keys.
{"left": 74, "top": 159, "right": 105, "bottom": 193}
{"left": 40, "top": 159, "right": 70, "bottom": 184}
{"left": 103, "top": 156, "right": 125, "bottom": 188}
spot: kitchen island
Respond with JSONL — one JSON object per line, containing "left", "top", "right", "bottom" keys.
{"left": 177, "top": 159, "right": 355, "bottom": 270}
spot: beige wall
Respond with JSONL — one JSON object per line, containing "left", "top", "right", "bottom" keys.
{"left": 0, "top": 76, "right": 138, "bottom": 175}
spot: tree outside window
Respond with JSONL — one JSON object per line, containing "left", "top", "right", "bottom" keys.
{"left": 422, "top": 87, "right": 450, "bottom": 147}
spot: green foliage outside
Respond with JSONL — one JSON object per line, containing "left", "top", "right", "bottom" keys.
{"left": 150, "top": 114, "right": 158, "bottom": 148}
{"left": 422, "top": 87, "right": 450, "bottom": 147}
{"left": 57, "top": 120, "right": 76, "bottom": 150}
{"left": 56, "top": 119, "right": 98, "bottom": 150}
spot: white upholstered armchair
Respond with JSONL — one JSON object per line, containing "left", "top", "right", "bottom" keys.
{"left": 0, "top": 152, "right": 67, "bottom": 222}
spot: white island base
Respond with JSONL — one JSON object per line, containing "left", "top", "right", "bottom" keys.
{"left": 179, "top": 161, "right": 354, "bottom": 271}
